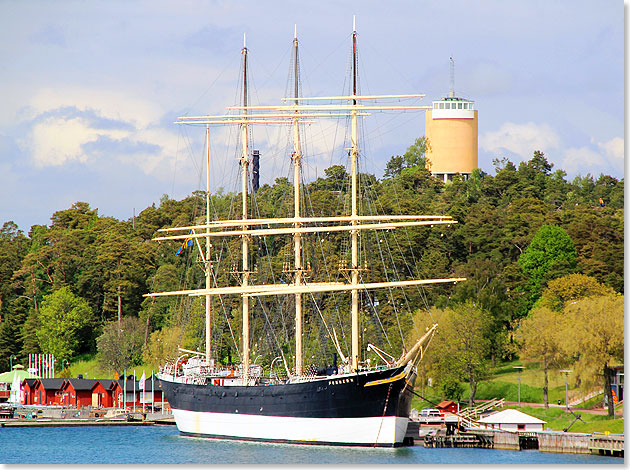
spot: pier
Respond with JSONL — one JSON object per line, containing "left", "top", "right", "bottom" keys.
{"left": 0, "top": 419, "right": 154, "bottom": 427}
{"left": 0, "top": 405, "right": 175, "bottom": 428}
{"left": 406, "top": 423, "right": 623, "bottom": 457}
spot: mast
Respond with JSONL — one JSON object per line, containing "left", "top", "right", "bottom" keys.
{"left": 240, "top": 34, "right": 251, "bottom": 383}
{"left": 350, "top": 17, "right": 360, "bottom": 372}
{"left": 292, "top": 26, "right": 304, "bottom": 376}
{"left": 205, "top": 126, "right": 212, "bottom": 367}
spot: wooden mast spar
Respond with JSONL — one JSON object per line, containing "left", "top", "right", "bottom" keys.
{"left": 205, "top": 125, "right": 212, "bottom": 367}
{"left": 292, "top": 26, "right": 304, "bottom": 376}
{"left": 241, "top": 33, "right": 251, "bottom": 384}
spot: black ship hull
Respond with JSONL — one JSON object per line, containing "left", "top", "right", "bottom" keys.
{"left": 159, "top": 364, "right": 416, "bottom": 446}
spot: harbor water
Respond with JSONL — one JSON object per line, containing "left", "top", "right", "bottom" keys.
{"left": 0, "top": 425, "right": 622, "bottom": 464}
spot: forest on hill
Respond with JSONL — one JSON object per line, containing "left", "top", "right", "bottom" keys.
{"left": 0, "top": 143, "right": 623, "bottom": 411}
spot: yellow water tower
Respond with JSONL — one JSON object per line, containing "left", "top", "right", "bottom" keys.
{"left": 425, "top": 92, "right": 478, "bottom": 182}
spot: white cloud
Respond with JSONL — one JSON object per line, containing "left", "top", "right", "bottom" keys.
{"left": 560, "top": 146, "right": 604, "bottom": 174}
{"left": 28, "top": 116, "right": 108, "bottom": 167}
{"left": 560, "top": 136, "right": 625, "bottom": 176}
{"left": 29, "top": 87, "right": 160, "bottom": 128}
{"left": 597, "top": 136, "right": 624, "bottom": 161}
{"left": 17, "top": 87, "right": 188, "bottom": 181}
{"left": 479, "top": 121, "right": 561, "bottom": 161}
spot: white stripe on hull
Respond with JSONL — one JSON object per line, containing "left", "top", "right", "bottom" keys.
{"left": 173, "top": 409, "right": 409, "bottom": 446}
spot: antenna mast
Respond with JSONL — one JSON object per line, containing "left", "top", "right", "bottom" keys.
{"left": 449, "top": 56, "right": 455, "bottom": 98}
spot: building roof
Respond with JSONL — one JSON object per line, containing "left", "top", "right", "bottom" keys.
{"left": 478, "top": 409, "right": 546, "bottom": 425}
{"left": 99, "top": 379, "right": 121, "bottom": 390}
{"left": 23, "top": 378, "right": 38, "bottom": 388}
{"left": 117, "top": 375, "right": 160, "bottom": 392}
{"left": 62, "top": 378, "right": 100, "bottom": 391}
{"left": 0, "top": 369, "right": 35, "bottom": 383}
{"left": 38, "top": 378, "right": 65, "bottom": 390}
{"left": 436, "top": 400, "right": 456, "bottom": 409}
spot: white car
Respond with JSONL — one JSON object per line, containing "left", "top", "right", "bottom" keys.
{"left": 418, "top": 408, "right": 443, "bottom": 424}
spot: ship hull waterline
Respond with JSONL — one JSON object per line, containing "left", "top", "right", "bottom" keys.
{"left": 158, "top": 364, "right": 416, "bottom": 447}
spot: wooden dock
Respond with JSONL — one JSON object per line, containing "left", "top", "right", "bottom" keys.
{"left": 0, "top": 418, "right": 154, "bottom": 427}
{"left": 588, "top": 433, "right": 624, "bottom": 457}
{"left": 407, "top": 422, "right": 623, "bottom": 457}
{"left": 423, "top": 432, "right": 493, "bottom": 449}
{"left": 0, "top": 411, "right": 175, "bottom": 428}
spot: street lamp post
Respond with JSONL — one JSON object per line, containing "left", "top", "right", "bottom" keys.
{"left": 513, "top": 366, "right": 524, "bottom": 407}
{"left": 560, "top": 370, "right": 572, "bottom": 411}
{"left": 10, "top": 355, "right": 16, "bottom": 370}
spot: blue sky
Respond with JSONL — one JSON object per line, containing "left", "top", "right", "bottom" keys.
{"left": 0, "top": 0, "right": 624, "bottom": 232}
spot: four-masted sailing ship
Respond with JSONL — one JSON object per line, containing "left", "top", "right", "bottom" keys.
{"left": 151, "top": 23, "right": 465, "bottom": 447}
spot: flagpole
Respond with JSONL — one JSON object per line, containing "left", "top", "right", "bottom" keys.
{"left": 152, "top": 371, "right": 155, "bottom": 413}
{"left": 140, "top": 371, "right": 146, "bottom": 413}
{"left": 123, "top": 369, "right": 126, "bottom": 410}
{"left": 133, "top": 369, "right": 136, "bottom": 412}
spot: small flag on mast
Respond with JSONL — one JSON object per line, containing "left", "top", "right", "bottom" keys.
{"left": 139, "top": 371, "right": 146, "bottom": 391}
{"left": 176, "top": 230, "right": 194, "bottom": 255}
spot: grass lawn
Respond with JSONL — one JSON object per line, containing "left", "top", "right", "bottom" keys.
{"left": 516, "top": 405, "right": 624, "bottom": 434}
{"left": 61, "top": 354, "right": 154, "bottom": 380}
{"left": 409, "top": 359, "right": 624, "bottom": 435}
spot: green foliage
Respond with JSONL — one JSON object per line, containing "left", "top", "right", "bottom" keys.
{"left": 410, "top": 301, "right": 493, "bottom": 408}
{"left": 440, "top": 378, "right": 464, "bottom": 402}
{"left": 516, "top": 306, "right": 566, "bottom": 407}
{"left": 383, "top": 136, "right": 429, "bottom": 178}
{"left": 143, "top": 325, "right": 183, "bottom": 370}
{"left": 96, "top": 316, "right": 146, "bottom": 374}
{"left": 537, "top": 273, "right": 614, "bottom": 311}
{"left": 518, "top": 224, "right": 577, "bottom": 307}
{"left": 36, "top": 286, "right": 95, "bottom": 362}
{"left": 0, "top": 143, "right": 622, "bottom": 390}
{"left": 561, "top": 294, "right": 624, "bottom": 417}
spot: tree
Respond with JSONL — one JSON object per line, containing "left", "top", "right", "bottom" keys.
{"left": 0, "top": 221, "right": 28, "bottom": 314}
{"left": 383, "top": 136, "right": 430, "bottom": 178}
{"left": 403, "top": 136, "right": 430, "bottom": 168}
{"left": 36, "top": 287, "right": 95, "bottom": 362}
{"left": 561, "top": 294, "right": 623, "bottom": 417}
{"left": 515, "top": 151, "right": 553, "bottom": 199}
{"left": 143, "top": 325, "right": 183, "bottom": 370}
{"left": 383, "top": 155, "right": 406, "bottom": 178}
{"left": 517, "top": 306, "right": 565, "bottom": 408}
{"left": 412, "top": 302, "right": 491, "bottom": 407}
{"left": 561, "top": 205, "right": 624, "bottom": 293}
{"left": 96, "top": 317, "right": 145, "bottom": 374}
{"left": 518, "top": 224, "right": 577, "bottom": 308}
{"left": 537, "top": 273, "right": 615, "bottom": 312}
{"left": 94, "top": 220, "right": 156, "bottom": 327}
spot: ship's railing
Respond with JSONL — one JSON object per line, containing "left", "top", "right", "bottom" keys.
{"left": 162, "top": 358, "right": 401, "bottom": 385}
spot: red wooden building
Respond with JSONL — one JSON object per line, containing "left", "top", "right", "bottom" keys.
{"left": 18, "top": 376, "right": 165, "bottom": 410}
{"left": 30, "top": 378, "right": 65, "bottom": 406}
{"left": 98, "top": 379, "right": 123, "bottom": 408}
{"left": 436, "top": 400, "right": 460, "bottom": 415}
{"left": 21, "top": 378, "right": 38, "bottom": 405}
{"left": 59, "top": 379, "right": 102, "bottom": 408}
{"left": 117, "top": 374, "right": 166, "bottom": 411}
